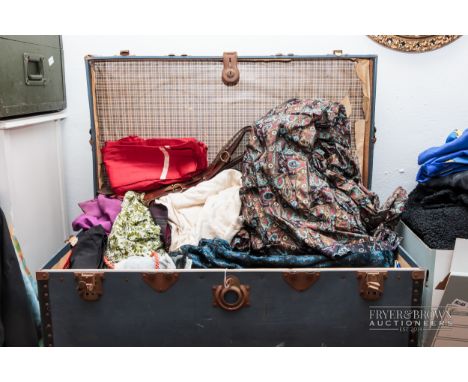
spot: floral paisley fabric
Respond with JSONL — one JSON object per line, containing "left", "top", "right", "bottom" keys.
{"left": 106, "top": 191, "right": 166, "bottom": 264}
{"left": 232, "top": 98, "right": 407, "bottom": 266}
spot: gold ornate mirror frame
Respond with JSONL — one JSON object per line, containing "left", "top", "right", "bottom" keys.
{"left": 368, "top": 35, "right": 461, "bottom": 53}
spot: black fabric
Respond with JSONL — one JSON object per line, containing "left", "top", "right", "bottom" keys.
{"left": 69, "top": 225, "right": 107, "bottom": 269}
{"left": 148, "top": 202, "right": 171, "bottom": 251}
{"left": 402, "top": 185, "right": 468, "bottom": 250}
{"left": 420, "top": 188, "right": 468, "bottom": 209}
{"left": 423, "top": 168, "right": 468, "bottom": 191}
{"left": 0, "top": 208, "right": 39, "bottom": 346}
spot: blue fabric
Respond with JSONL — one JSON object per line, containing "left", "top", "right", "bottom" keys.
{"left": 175, "top": 238, "right": 396, "bottom": 269}
{"left": 445, "top": 129, "right": 462, "bottom": 143}
{"left": 417, "top": 129, "right": 468, "bottom": 182}
{"left": 417, "top": 151, "right": 468, "bottom": 182}
{"left": 418, "top": 129, "right": 468, "bottom": 165}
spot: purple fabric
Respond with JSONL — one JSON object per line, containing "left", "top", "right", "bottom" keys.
{"left": 72, "top": 195, "right": 122, "bottom": 234}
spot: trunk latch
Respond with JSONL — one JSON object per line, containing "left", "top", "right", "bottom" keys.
{"left": 357, "top": 271, "right": 388, "bottom": 301}
{"left": 222, "top": 52, "right": 240, "bottom": 86}
{"left": 75, "top": 273, "right": 104, "bottom": 301}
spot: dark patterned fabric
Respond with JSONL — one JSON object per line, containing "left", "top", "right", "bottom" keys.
{"left": 178, "top": 238, "right": 396, "bottom": 269}
{"left": 233, "top": 98, "right": 407, "bottom": 264}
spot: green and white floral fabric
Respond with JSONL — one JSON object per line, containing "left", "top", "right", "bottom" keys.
{"left": 106, "top": 191, "right": 166, "bottom": 264}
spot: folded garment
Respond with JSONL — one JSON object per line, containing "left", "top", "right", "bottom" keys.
{"left": 417, "top": 129, "right": 468, "bottom": 182}
{"left": 102, "top": 136, "right": 208, "bottom": 195}
{"left": 72, "top": 194, "right": 122, "bottom": 234}
{"left": 233, "top": 98, "right": 406, "bottom": 266}
{"left": 176, "top": 238, "right": 396, "bottom": 269}
{"left": 422, "top": 170, "right": 468, "bottom": 192}
{"left": 416, "top": 152, "right": 468, "bottom": 183}
{"left": 154, "top": 169, "right": 243, "bottom": 251}
{"left": 419, "top": 129, "right": 468, "bottom": 165}
{"left": 106, "top": 191, "right": 167, "bottom": 264}
{"left": 401, "top": 184, "right": 468, "bottom": 250}
{"left": 69, "top": 225, "right": 107, "bottom": 269}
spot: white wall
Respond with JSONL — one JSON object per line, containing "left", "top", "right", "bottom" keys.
{"left": 61, "top": 35, "right": 468, "bottom": 230}
{"left": 0, "top": 116, "right": 68, "bottom": 271}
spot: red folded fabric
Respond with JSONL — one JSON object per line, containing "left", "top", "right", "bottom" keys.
{"left": 102, "top": 136, "right": 208, "bottom": 195}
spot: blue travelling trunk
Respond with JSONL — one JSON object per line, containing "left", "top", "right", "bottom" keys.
{"left": 37, "top": 52, "right": 425, "bottom": 346}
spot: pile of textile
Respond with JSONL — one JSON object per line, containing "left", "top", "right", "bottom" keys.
{"left": 177, "top": 99, "right": 407, "bottom": 268}
{"left": 402, "top": 129, "right": 468, "bottom": 249}
{"left": 69, "top": 135, "right": 213, "bottom": 270}
{"left": 71, "top": 98, "right": 408, "bottom": 269}
{"left": 70, "top": 169, "right": 243, "bottom": 270}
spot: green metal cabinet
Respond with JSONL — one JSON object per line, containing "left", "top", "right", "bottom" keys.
{"left": 0, "top": 35, "right": 66, "bottom": 119}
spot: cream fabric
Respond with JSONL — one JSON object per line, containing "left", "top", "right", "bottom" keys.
{"left": 156, "top": 169, "right": 243, "bottom": 251}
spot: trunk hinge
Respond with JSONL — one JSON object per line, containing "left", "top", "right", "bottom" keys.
{"left": 357, "top": 271, "right": 388, "bottom": 301}
{"left": 74, "top": 272, "right": 104, "bottom": 301}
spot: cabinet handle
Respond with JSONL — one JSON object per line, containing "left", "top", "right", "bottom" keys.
{"left": 24, "top": 53, "right": 46, "bottom": 86}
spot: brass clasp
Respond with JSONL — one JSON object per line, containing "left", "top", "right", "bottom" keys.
{"left": 357, "top": 271, "right": 388, "bottom": 301}
{"left": 74, "top": 273, "right": 104, "bottom": 301}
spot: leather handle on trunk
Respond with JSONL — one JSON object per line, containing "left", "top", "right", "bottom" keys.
{"left": 212, "top": 275, "right": 250, "bottom": 311}
{"left": 143, "top": 125, "right": 252, "bottom": 202}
